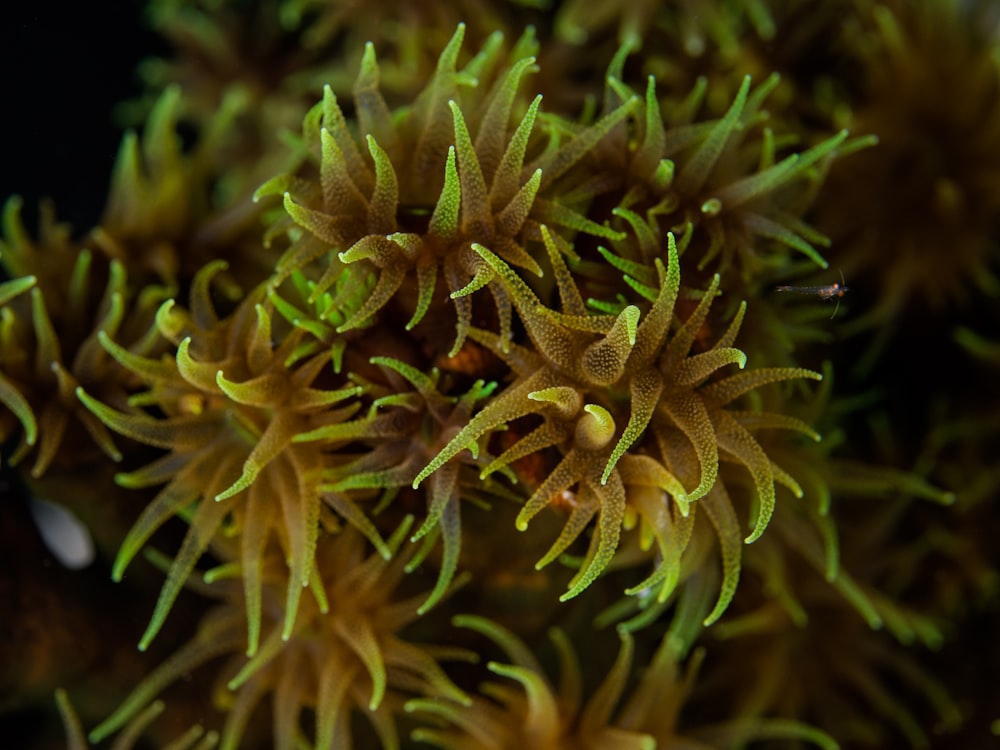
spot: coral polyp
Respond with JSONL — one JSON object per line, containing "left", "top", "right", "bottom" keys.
{"left": 413, "top": 230, "right": 819, "bottom": 614}
{"left": 77, "top": 264, "right": 367, "bottom": 654}
{"left": 2, "top": 3, "right": 992, "bottom": 750}
{"left": 260, "top": 23, "right": 632, "bottom": 356}
{"left": 0, "top": 198, "right": 165, "bottom": 477}
{"left": 88, "top": 521, "right": 470, "bottom": 750}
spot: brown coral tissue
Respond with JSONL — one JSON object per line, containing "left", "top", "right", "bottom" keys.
{"left": 1, "top": 1, "right": 998, "bottom": 749}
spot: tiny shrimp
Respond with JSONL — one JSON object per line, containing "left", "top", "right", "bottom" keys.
{"left": 775, "top": 270, "right": 849, "bottom": 319}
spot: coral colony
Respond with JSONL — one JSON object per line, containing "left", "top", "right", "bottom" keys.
{"left": 2, "top": 1, "right": 999, "bottom": 748}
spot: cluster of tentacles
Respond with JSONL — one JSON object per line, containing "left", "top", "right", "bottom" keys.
{"left": 3, "top": 3, "right": 992, "bottom": 749}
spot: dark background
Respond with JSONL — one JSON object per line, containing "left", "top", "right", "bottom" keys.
{"left": 0, "top": 2, "right": 165, "bottom": 235}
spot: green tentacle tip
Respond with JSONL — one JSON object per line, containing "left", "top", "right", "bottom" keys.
{"left": 623, "top": 305, "right": 639, "bottom": 345}
{"left": 582, "top": 403, "right": 614, "bottom": 435}
{"left": 701, "top": 198, "right": 722, "bottom": 216}
{"left": 412, "top": 467, "right": 432, "bottom": 489}
{"left": 154, "top": 299, "right": 183, "bottom": 338}
{"left": 74, "top": 386, "right": 97, "bottom": 412}
{"left": 0, "top": 273, "right": 36, "bottom": 304}
{"left": 514, "top": 511, "right": 530, "bottom": 532}
{"left": 137, "top": 623, "right": 158, "bottom": 653}
{"left": 2, "top": 388, "right": 37, "bottom": 446}
{"left": 215, "top": 474, "right": 252, "bottom": 502}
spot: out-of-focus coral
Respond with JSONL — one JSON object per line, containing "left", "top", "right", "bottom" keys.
{"left": 0, "top": 199, "right": 163, "bottom": 478}
{"left": 817, "top": 0, "right": 1000, "bottom": 346}
{"left": 88, "top": 521, "right": 470, "bottom": 750}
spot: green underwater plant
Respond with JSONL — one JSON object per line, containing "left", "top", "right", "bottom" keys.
{"left": 2, "top": 2, "right": 994, "bottom": 749}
